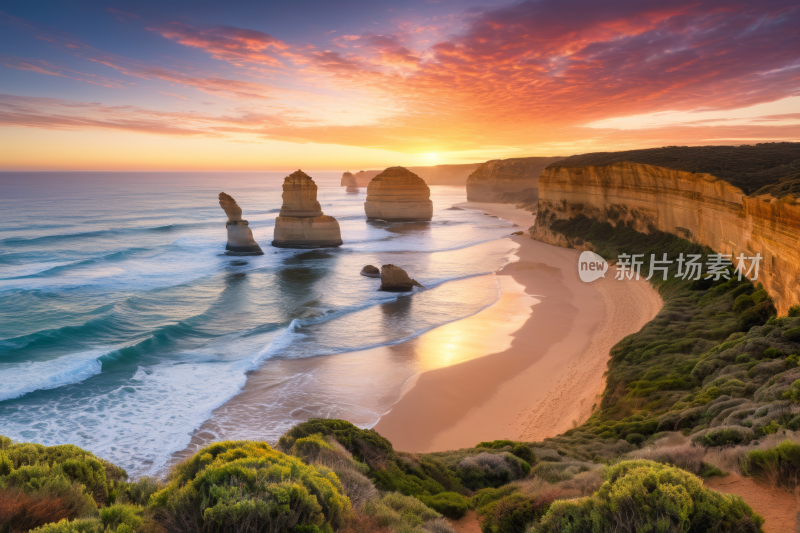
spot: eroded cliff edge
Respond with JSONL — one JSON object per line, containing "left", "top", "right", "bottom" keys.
{"left": 531, "top": 160, "right": 800, "bottom": 315}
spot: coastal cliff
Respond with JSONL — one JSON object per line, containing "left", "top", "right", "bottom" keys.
{"left": 531, "top": 160, "right": 800, "bottom": 315}
{"left": 466, "top": 156, "right": 564, "bottom": 203}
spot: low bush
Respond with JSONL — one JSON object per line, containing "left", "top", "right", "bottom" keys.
{"left": 476, "top": 490, "right": 560, "bottom": 533}
{"left": 476, "top": 441, "right": 537, "bottom": 465}
{"left": 457, "top": 453, "right": 530, "bottom": 490}
{"left": 149, "top": 440, "right": 349, "bottom": 533}
{"left": 533, "top": 460, "right": 763, "bottom": 532}
{"left": 363, "top": 492, "right": 451, "bottom": 532}
{"left": 417, "top": 492, "right": 468, "bottom": 519}
{"left": 745, "top": 440, "right": 800, "bottom": 487}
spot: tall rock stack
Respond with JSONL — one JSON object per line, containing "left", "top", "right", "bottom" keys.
{"left": 364, "top": 167, "right": 433, "bottom": 221}
{"left": 342, "top": 172, "right": 360, "bottom": 193}
{"left": 219, "top": 192, "right": 263, "bottom": 254}
{"left": 273, "top": 170, "right": 343, "bottom": 248}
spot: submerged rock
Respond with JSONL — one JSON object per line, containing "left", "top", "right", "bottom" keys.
{"left": 219, "top": 192, "right": 263, "bottom": 254}
{"left": 360, "top": 265, "right": 380, "bottom": 278}
{"left": 379, "top": 264, "right": 424, "bottom": 291}
{"left": 273, "top": 170, "right": 342, "bottom": 248}
{"left": 364, "top": 167, "right": 433, "bottom": 221}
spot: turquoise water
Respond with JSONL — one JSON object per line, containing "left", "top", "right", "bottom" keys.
{"left": 0, "top": 171, "right": 517, "bottom": 475}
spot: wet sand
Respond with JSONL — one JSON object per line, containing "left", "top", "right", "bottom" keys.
{"left": 373, "top": 202, "right": 662, "bottom": 451}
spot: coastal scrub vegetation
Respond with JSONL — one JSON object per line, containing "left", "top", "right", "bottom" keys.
{"left": 539, "top": 215, "right": 800, "bottom": 466}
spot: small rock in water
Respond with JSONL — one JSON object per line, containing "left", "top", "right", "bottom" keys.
{"left": 379, "top": 264, "right": 424, "bottom": 292}
{"left": 511, "top": 231, "right": 524, "bottom": 235}
{"left": 360, "top": 265, "right": 380, "bottom": 278}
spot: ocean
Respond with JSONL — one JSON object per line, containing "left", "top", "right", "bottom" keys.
{"left": 0, "top": 171, "right": 518, "bottom": 476}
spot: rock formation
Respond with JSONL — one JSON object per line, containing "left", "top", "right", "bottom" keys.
{"left": 364, "top": 167, "right": 433, "bottom": 221}
{"left": 273, "top": 170, "right": 343, "bottom": 248}
{"left": 344, "top": 170, "right": 381, "bottom": 188}
{"left": 531, "top": 147, "right": 800, "bottom": 315}
{"left": 360, "top": 265, "right": 380, "bottom": 278}
{"left": 379, "top": 264, "right": 424, "bottom": 291}
{"left": 342, "top": 173, "right": 360, "bottom": 193}
{"left": 218, "top": 192, "right": 263, "bottom": 254}
{"left": 466, "top": 157, "right": 565, "bottom": 203}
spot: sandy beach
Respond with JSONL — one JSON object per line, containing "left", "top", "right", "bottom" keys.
{"left": 373, "top": 202, "right": 662, "bottom": 451}
{"left": 176, "top": 202, "right": 662, "bottom": 463}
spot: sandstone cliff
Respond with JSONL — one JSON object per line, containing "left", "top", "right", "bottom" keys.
{"left": 364, "top": 167, "right": 433, "bottom": 221}
{"left": 466, "top": 156, "right": 565, "bottom": 203}
{"left": 531, "top": 161, "right": 800, "bottom": 315}
{"left": 274, "top": 170, "right": 342, "bottom": 248}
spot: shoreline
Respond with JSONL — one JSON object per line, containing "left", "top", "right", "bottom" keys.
{"left": 373, "top": 202, "right": 662, "bottom": 451}
{"left": 173, "top": 201, "right": 662, "bottom": 466}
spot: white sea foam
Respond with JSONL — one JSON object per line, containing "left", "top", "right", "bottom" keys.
{"left": 0, "top": 348, "right": 109, "bottom": 401}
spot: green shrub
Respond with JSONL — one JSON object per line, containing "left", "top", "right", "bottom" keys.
{"left": 746, "top": 440, "right": 800, "bottom": 487}
{"left": 28, "top": 519, "right": 105, "bottom": 533}
{"left": 278, "top": 419, "right": 393, "bottom": 468}
{"left": 788, "top": 305, "right": 800, "bottom": 318}
{"left": 783, "top": 327, "right": 800, "bottom": 342}
{"left": 534, "top": 460, "right": 763, "bottom": 532}
{"left": 763, "top": 347, "right": 784, "bottom": 359}
{"left": 418, "top": 491, "right": 468, "bottom": 519}
{"left": 701, "top": 427, "right": 752, "bottom": 447}
{"left": 0, "top": 439, "right": 125, "bottom": 506}
{"left": 363, "top": 492, "right": 441, "bottom": 530}
{"left": 782, "top": 380, "right": 800, "bottom": 402}
{"left": 733, "top": 294, "right": 755, "bottom": 314}
{"left": 476, "top": 441, "right": 537, "bottom": 465}
{"left": 625, "top": 433, "right": 645, "bottom": 446}
{"left": 478, "top": 491, "right": 558, "bottom": 533}
{"left": 150, "top": 440, "right": 349, "bottom": 532}
{"left": 457, "top": 453, "right": 530, "bottom": 490}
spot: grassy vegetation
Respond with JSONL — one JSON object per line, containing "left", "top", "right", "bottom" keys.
{"left": 535, "top": 216, "right": 800, "bottom": 466}
{"left": 547, "top": 143, "right": 800, "bottom": 195}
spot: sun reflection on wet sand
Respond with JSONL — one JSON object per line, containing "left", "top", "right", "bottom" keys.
{"left": 410, "top": 275, "right": 537, "bottom": 373}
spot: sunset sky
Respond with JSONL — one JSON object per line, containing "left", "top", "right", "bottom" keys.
{"left": 1, "top": 0, "right": 799, "bottom": 170}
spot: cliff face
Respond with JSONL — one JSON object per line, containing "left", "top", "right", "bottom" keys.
{"left": 466, "top": 156, "right": 564, "bottom": 202}
{"left": 532, "top": 162, "right": 800, "bottom": 314}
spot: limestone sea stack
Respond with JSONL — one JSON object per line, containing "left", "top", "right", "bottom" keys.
{"left": 219, "top": 192, "right": 263, "bottom": 254}
{"left": 379, "top": 264, "right": 424, "bottom": 291}
{"left": 342, "top": 173, "right": 360, "bottom": 193}
{"left": 273, "top": 170, "right": 343, "bottom": 248}
{"left": 364, "top": 167, "right": 433, "bottom": 221}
